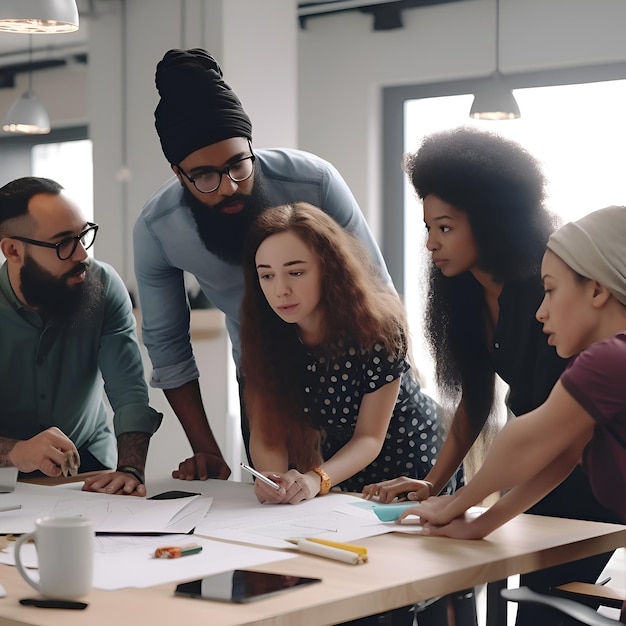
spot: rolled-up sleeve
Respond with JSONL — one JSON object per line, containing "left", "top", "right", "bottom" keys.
{"left": 112, "top": 403, "right": 162, "bottom": 437}
{"left": 133, "top": 206, "right": 199, "bottom": 389}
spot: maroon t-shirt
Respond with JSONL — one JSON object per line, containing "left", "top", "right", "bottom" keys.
{"left": 561, "top": 331, "right": 626, "bottom": 523}
{"left": 561, "top": 332, "right": 626, "bottom": 623}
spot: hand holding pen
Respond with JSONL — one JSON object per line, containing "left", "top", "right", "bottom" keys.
{"left": 241, "top": 464, "right": 316, "bottom": 505}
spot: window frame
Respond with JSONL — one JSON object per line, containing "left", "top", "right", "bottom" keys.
{"left": 381, "top": 62, "right": 626, "bottom": 297}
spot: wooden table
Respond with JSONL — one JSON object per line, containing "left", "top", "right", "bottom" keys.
{"left": 0, "top": 479, "right": 624, "bottom": 626}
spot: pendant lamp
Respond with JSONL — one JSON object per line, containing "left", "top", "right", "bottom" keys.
{"left": 0, "top": 0, "right": 79, "bottom": 33}
{"left": 469, "top": 0, "right": 520, "bottom": 120}
{"left": 2, "top": 37, "right": 51, "bottom": 134}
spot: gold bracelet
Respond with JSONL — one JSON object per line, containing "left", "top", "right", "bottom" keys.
{"left": 309, "top": 466, "right": 331, "bottom": 495}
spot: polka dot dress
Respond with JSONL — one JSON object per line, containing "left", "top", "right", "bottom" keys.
{"left": 301, "top": 342, "right": 448, "bottom": 493}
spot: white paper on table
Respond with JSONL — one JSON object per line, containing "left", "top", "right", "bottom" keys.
{"left": 195, "top": 491, "right": 393, "bottom": 548}
{"left": 93, "top": 535, "right": 296, "bottom": 590}
{"left": 0, "top": 535, "right": 295, "bottom": 591}
{"left": 0, "top": 483, "right": 212, "bottom": 534}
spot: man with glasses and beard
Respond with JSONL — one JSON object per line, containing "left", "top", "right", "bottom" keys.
{"left": 134, "top": 48, "right": 391, "bottom": 482}
{"left": 0, "top": 177, "right": 162, "bottom": 496}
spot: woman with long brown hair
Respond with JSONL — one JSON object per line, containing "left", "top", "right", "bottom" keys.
{"left": 239, "top": 202, "right": 448, "bottom": 503}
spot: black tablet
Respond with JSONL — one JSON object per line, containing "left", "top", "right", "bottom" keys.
{"left": 175, "top": 569, "right": 321, "bottom": 603}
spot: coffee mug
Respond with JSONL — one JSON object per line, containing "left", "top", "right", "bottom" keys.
{"left": 14, "top": 516, "right": 94, "bottom": 599}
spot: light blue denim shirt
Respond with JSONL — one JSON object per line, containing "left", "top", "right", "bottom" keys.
{"left": 0, "top": 261, "right": 162, "bottom": 468}
{"left": 134, "top": 148, "right": 391, "bottom": 390}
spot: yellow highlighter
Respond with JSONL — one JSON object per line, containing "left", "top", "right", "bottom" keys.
{"left": 305, "top": 537, "right": 368, "bottom": 558}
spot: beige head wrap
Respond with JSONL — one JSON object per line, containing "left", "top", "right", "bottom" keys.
{"left": 547, "top": 205, "right": 626, "bottom": 306}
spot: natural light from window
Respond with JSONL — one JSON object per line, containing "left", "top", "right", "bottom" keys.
{"left": 403, "top": 79, "right": 626, "bottom": 393}
{"left": 32, "top": 139, "right": 94, "bottom": 254}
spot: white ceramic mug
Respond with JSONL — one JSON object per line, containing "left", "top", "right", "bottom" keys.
{"left": 14, "top": 516, "right": 94, "bottom": 599}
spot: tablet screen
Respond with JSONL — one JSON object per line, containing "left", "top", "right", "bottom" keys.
{"left": 175, "top": 570, "right": 321, "bottom": 603}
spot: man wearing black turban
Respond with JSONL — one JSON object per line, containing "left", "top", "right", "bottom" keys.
{"left": 134, "top": 49, "right": 392, "bottom": 483}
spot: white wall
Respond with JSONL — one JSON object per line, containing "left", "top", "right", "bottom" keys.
{"left": 7, "top": 0, "right": 626, "bottom": 261}
{"left": 86, "top": 0, "right": 298, "bottom": 477}
{"left": 297, "top": 0, "right": 626, "bottom": 241}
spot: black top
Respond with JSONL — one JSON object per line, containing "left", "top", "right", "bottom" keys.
{"left": 494, "top": 278, "right": 618, "bottom": 526}
{"left": 492, "top": 278, "right": 567, "bottom": 416}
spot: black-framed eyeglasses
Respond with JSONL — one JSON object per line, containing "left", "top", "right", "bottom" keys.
{"left": 177, "top": 154, "right": 256, "bottom": 194}
{"left": 11, "top": 223, "right": 99, "bottom": 260}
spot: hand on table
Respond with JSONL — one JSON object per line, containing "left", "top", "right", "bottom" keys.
{"left": 417, "top": 515, "right": 486, "bottom": 540}
{"left": 253, "top": 469, "right": 319, "bottom": 505}
{"left": 397, "top": 494, "right": 486, "bottom": 539}
{"left": 8, "top": 427, "right": 79, "bottom": 477}
{"left": 362, "top": 476, "right": 432, "bottom": 503}
{"left": 83, "top": 471, "right": 146, "bottom": 497}
{"left": 399, "top": 494, "right": 455, "bottom": 525}
{"left": 172, "top": 452, "right": 231, "bottom": 480}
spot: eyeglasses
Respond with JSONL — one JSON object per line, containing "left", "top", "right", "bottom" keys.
{"left": 11, "top": 223, "right": 99, "bottom": 260}
{"left": 177, "top": 154, "right": 256, "bottom": 194}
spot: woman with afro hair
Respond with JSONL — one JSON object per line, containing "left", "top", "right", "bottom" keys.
{"left": 363, "top": 127, "right": 619, "bottom": 626}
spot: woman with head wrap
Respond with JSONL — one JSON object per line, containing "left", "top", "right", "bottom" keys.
{"left": 408, "top": 205, "right": 626, "bottom": 621}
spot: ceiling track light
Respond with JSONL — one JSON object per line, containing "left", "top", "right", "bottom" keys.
{"left": 469, "top": 0, "right": 520, "bottom": 120}
{"left": 0, "top": 0, "right": 79, "bottom": 34}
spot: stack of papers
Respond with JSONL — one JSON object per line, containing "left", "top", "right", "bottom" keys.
{"left": 0, "top": 479, "right": 427, "bottom": 591}
{"left": 0, "top": 482, "right": 212, "bottom": 534}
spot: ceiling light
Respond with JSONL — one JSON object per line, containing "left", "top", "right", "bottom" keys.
{"left": 469, "top": 0, "right": 520, "bottom": 120}
{"left": 2, "top": 37, "right": 51, "bottom": 134}
{"left": 469, "top": 71, "right": 520, "bottom": 120}
{"left": 0, "top": 0, "right": 79, "bottom": 34}
{"left": 2, "top": 90, "right": 51, "bottom": 134}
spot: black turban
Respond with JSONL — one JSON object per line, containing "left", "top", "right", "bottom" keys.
{"left": 154, "top": 48, "right": 253, "bottom": 165}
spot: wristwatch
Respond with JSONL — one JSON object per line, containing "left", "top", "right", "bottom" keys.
{"left": 116, "top": 465, "right": 145, "bottom": 484}
{"left": 309, "top": 466, "right": 331, "bottom": 495}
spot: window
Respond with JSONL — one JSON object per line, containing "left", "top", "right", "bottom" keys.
{"left": 32, "top": 139, "right": 93, "bottom": 224}
{"left": 382, "top": 70, "right": 626, "bottom": 393}
{"left": 0, "top": 126, "right": 92, "bottom": 261}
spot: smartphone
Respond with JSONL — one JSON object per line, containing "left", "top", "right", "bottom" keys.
{"left": 175, "top": 570, "right": 321, "bottom": 603}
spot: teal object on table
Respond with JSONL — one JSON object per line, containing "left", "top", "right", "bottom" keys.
{"left": 371, "top": 502, "right": 419, "bottom": 522}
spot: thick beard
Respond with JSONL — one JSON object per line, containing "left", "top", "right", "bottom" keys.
{"left": 20, "top": 255, "right": 93, "bottom": 323}
{"left": 185, "top": 169, "right": 272, "bottom": 265}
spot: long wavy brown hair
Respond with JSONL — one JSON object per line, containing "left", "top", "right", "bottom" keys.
{"left": 240, "top": 202, "right": 408, "bottom": 471}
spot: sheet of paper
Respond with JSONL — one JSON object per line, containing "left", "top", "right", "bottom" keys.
{"left": 0, "top": 535, "right": 294, "bottom": 590}
{"left": 147, "top": 477, "right": 413, "bottom": 547}
{"left": 0, "top": 483, "right": 212, "bottom": 534}
{"left": 195, "top": 489, "right": 393, "bottom": 548}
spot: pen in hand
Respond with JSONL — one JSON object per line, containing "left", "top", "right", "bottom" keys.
{"left": 240, "top": 463, "right": 281, "bottom": 491}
